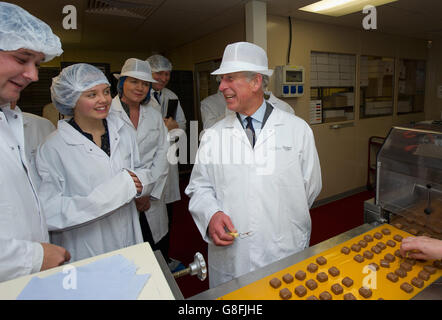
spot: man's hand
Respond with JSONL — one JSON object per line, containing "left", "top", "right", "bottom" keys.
{"left": 208, "top": 211, "right": 237, "bottom": 246}
{"left": 164, "top": 117, "right": 179, "bottom": 131}
{"left": 40, "top": 243, "right": 71, "bottom": 271}
{"left": 400, "top": 236, "right": 442, "bottom": 260}
{"left": 135, "top": 195, "right": 151, "bottom": 212}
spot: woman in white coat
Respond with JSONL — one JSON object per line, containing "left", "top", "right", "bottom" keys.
{"left": 109, "top": 58, "right": 170, "bottom": 263}
{"left": 36, "top": 63, "right": 154, "bottom": 262}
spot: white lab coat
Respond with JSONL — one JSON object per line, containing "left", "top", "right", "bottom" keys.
{"left": 22, "top": 111, "right": 56, "bottom": 189}
{"left": 110, "top": 96, "right": 170, "bottom": 243}
{"left": 0, "top": 106, "right": 47, "bottom": 282}
{"left": 185, "top": 107, "right": 322, "bottom": 288}
{"left": 36, "top": 112, "right": 153, "bottom": 262}
{"left": 201, "top": 91, "right": 294, "bottom": 129}
{"left": 152, "top": 87, "right": 184, "bottom": 204}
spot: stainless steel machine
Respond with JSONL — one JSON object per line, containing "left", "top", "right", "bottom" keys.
{"left": 364, "top": 121, "right": 442, "bottom": 239}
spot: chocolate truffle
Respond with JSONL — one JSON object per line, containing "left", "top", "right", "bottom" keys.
{"left": 341, "top": 277, "right": 353, "bottom": 288}
{"left": 408, "top": 228, "right": 419, "bottom": 235}
{"left": 386, "top": 240, "right": 396, "bottom": 248}
{"left": 328, "top": 266, "right": 340, "bottom": 277}
{"left": 279, "top": 288, "right": 292, "bottom": 299}
{"left": 371, "top": 246, "right": 381, "bottom": 254}
{"left": 354, "top": 254, "right": 365, "bottom": 263}
{"left": 400, "top": 282, "right": 414, "bottom": 294}
{"left": 376, "top": 241, "right": 387, "bottom": 250}
{"left": 387, "top": 272, "right": 399, "bottom": 283}
{"left": 395, "top": 268, "right": 407, "bottom": 278}
{"left": 294, "top": 285, "right": 307, "bottom": 297}
{"left": 316, "top": 272, "right": 328, "bottom": 283}
{"left": 341, "top": 246, "right": 351, "bottom": 255}
{"left": 307, "top": 263, "right": 318, "bottom": 273}
{"left": 380, "top": 259, "right": 390, "bottom": 268}
{"left": 418, "top": 270, "right": 430, "bottom": 281}
{"left": 319, "top": 291, "right": 332, "bottom": 300}
{"left": 359, "top": 287, "right": 372, "bottom": 299}
{"left": 282, "top": 273, "right": 294, "bottom": 284}
{"left": 305, "top": 279, "right": 318, "bottom": 290}
{"left": 269, "top": 277, "right": 281, "bottom": 288}
{"left": 384, "top": 253, "right": 395, "bottom": 263}
{"left": 369, "top": 263, "right": 380, "bottom": 271}
{"left": 316, "top": 256, "right": 327, "bottom": 265}
{"left": 374, "top": 232, "right": 383, "bottom": 240}
{"left": 411, "top": 277, "right": 424, "bottom": 288}
{"left": 295, "top": 270, "right": 307, "bottom": 281}
{"left": 331, "top": 283, "right": 343, "bottom": 295}
{"left": 306, "top": 295, "right": 318, "bottom": 300}
{"left": 393, "top": 223, "right": 403, "bottom": 229}
{"left": 423, "top": 265, "right": 437, "bottom": 275}
{"left": 405, "top": 258, "right": 416, "bottom": 266}
{"left": 363, "top": 251, "right": 374, "bottom": 259}
{"left": 394, "top": 249, "right": 403, "bottom": 258}
{"left": 344, "top": 293, "right": 357, "bottom": 300}
{"left": 393, "top": 234, "right": 403, "bottom": 242}
{"left": 364, "top": 234, "right": 374, "bottom": 242}
{"left": 400, "top": 262, "right": 413, "bottom": 272}
{"left": 358, "top": 240, "right": 368, "bottom": 248}
{"left": 433, "top": 260, "right": 442, "bottom": 269}
{"left": 381, "top": 228, "right": 391, "bottom": 235}
{"left": 351, "top": 244, "right": 361, "bottom": 252}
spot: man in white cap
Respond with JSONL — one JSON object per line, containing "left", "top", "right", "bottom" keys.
{"left": 146, "top": 54, "right": 186, "bottom": 271}
{"left": 201, "top": 90, "right": 294, "bottom": 130}
{"left": 185, "top": 42, "right": 322, "bottom": 288}
{"left": 0, "top": 2, "right": 70, "bottom": 282}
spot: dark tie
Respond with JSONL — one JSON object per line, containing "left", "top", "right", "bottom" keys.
{"left": 154, "top": 91, "right": 160, "bottom": 104}
{"left": 245, "top": 116, "right": 256, "bottom": 148}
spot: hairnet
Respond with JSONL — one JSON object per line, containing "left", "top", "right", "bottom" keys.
{"left": 0, "top": 2, "right": 63, "bottom": 62}
{"left": 51, "top": 63, "right": 110, "bottom": 116}
{"left": 146, "top": 54, "right": 173, "bottom": 72}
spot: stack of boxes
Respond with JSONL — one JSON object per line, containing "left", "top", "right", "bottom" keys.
{"left": 362, "top": 57, "right": 394, "bottom": 116}
{"left": 311, "top": 52, "right": 355, "bottom": 87}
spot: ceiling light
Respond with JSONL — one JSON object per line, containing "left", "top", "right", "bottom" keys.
{"left": 299, "top": 0, "right": 398, "bottom": 17}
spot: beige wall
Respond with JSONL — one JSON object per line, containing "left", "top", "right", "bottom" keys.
{"left": 266, "top": 16, "right": 434, "bottom": 200}
{"left": 168, "top": 15, "right": 440, "bottom": 201}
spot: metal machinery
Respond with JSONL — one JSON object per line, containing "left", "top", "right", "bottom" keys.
{"left": 364, "top": 121, "right": 442, "bottom": 240}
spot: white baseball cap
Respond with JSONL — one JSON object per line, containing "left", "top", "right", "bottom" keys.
{"left": 211, "top": 42, "right": 273, "bottom": 77}
{"left": 114, "top": 58, "right": 158, "bottom": 83}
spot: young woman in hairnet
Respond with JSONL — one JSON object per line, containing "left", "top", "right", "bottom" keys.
{"left": 35, "top": 63, "right": 156, "bottom": 262}
{"left": 0, "top": 2, "right": 70, "bottom": 281}
{"left": 109, "top": 58, "right": 171, "bottom": 266}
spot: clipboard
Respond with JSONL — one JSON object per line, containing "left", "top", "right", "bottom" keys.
{"left": 166, "top": 99, "right": 178, "bottom": 119}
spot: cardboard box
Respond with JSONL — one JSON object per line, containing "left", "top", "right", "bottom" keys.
{"left": 339, "top": 65, "right": 353, "bottom": 73}
{"left": 324, "top": 109, "right": 345, "bottom": 118}
{"left": 311, "top": 64, "right": 318, "bottom": 72}
{"left": 310, "top": 71, "right": 318, "bottom": 80}
{"left": 328, "top": 64, "right": 339, "bottom": 72}
{"left": 322, "top": 95, "right": 348, "bottom": 108}
{"left": 318, "top": 72, "right": 329, "bottom": 80}
{"left": 317, "top": 64, "right": 329, "bottom": 72}
{"left": 340, "top": 72, "right": 354, "bottom": 80}
{"left": 328, "top": 72, "right": 339, "bottom": 80}
{"left": 339, "top": 79, "right": 354, "bottom": 87}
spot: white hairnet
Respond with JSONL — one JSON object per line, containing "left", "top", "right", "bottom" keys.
{"left": 146, "top": 54, "right": 173, "bottom": 72}
{"left": 0, "top": 2, "right": 63, "bottom": 62}
{"left": 51, "top": 63, "right": 110, "bottom": 116}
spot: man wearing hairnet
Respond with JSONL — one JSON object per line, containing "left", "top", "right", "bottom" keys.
{"left": 185, "top": 42, "right": 322, "bottom": 288}
{"left": 146, "top": 54, "right": 186, "bottom": 271}
{"left": 0, "top": 2, "right": 70, "bottom": 282}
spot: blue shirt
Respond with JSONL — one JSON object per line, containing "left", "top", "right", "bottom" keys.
{"left": 238, "top": 99, "right": 266, "bottom": 135}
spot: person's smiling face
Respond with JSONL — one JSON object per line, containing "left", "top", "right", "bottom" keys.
{"left": 0, "top": 48, "right": 44, "bottom": 104}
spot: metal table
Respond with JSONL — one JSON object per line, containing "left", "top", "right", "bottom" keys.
{"left": 190, "top": 223, "right": 441, "bottom": 300}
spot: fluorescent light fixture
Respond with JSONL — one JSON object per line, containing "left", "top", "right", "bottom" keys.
{"left": 299, "top": 0, "right": 398, "bottom": 17}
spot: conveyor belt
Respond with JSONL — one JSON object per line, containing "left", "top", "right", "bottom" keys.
{"left": 218, "top": 224, "right": 441, "bottom": 300}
